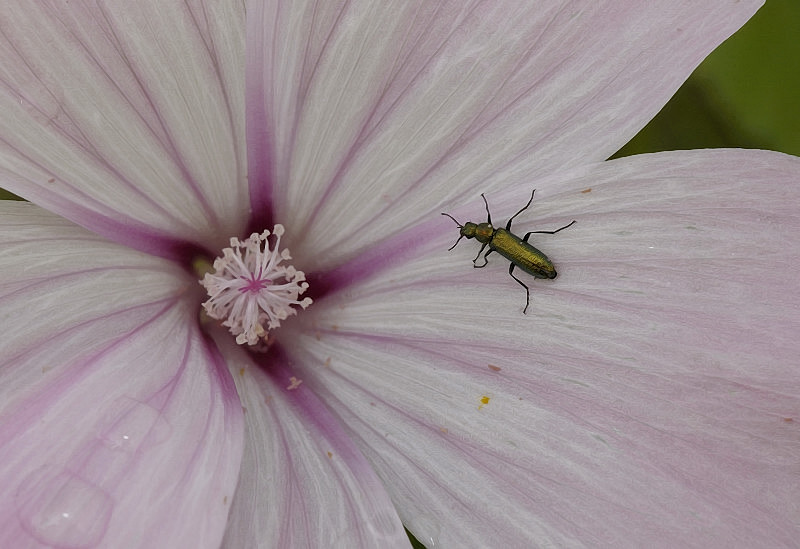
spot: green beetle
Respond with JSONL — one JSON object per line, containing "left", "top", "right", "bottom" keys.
{"left": 442, "top": 189, "right": 575, "bottom": 313}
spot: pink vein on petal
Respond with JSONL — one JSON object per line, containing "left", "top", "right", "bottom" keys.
{"left": 309, "top": 212, "right": 446, "bottom": 297}
{"left": 0, "top": 296, "right": 181, "bottom": 443}
{"left": 0, "top": 9, "right": 214, "bottom": 221}
{"left": 245, "top": 0, "right": 278, "bottom": 222}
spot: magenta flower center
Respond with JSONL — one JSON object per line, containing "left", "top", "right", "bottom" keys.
{"left": 239, "top": 272, "right": 272, "bottom": 293}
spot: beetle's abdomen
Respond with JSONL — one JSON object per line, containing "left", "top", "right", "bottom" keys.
{"left": 491, "top": 229, "right": 557, "bottom": 279}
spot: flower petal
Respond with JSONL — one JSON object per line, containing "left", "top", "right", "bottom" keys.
{"left": 212, "top": 335, "right": 409, "bottom": 549}
{"left": 0, "top": 1, "right": 247, "bottom": 257}
{"left": 0, "top": 202, "right": 244, "bottom": 549}
{"left": 248, "top": 0, "right": 763, "bottom": 268}
{"left": 285, "top": 149, "right": 800, "bottom": 547}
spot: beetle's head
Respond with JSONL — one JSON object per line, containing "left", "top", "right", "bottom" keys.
{"left": 460, "top": 222, "right": 478, "bottom": 239}
{"left": 441, "top": 212, "right": 469, "bottom": 250}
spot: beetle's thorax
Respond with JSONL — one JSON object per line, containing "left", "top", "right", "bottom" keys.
{"left": 459, "top": 221, "right": 496, "bottom": 243}
{"left": 474, "top": 222, "right": 495, "bottom": 243}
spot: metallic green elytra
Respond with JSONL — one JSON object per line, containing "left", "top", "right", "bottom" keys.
{"left": 442, "top": 189, "right": 575, "bottom": 314}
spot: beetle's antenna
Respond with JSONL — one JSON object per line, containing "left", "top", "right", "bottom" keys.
{"left": 441, "top": 212, "right": 462, "bottom": 228}
{"left": 480, "top": 193, "right": 492, "bottom": 225}
{"left": 447, "top": 234, "right": 465, "bottom": 250}
{"left": 441, "top": 212, "right": 465, "bottom": 250}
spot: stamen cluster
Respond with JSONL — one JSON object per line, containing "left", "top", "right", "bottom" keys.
{"left": 200, "top": 225, "right": 312, "bottom": 345}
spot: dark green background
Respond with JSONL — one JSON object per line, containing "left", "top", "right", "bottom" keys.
{"left": 614, "top": 0, "right": 799, "bottom": 158}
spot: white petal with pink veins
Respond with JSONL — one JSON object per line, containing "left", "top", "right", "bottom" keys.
{"left": 0, "top": 1, "right": 247, "bottom": 257}
{"left": 247, "top": 1, "right": 763, "bottom": 268}
{"left": 0, "top": 203, "right": 244, "bottom": 549}
{"left": 213, "top": 334, "right": 410, "bottom": 549}
{"left": 284, "top": 149, "right": 800, "bottom": 547}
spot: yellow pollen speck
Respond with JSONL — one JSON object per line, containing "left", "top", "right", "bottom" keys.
{"left": 581, "top": 187, "right": 592, "bottom": 193}
{"left": 287, "top": 376, "right": 303, "bottom": 390}
{"left": 239, "top": 367, "right": 245, "bottom": 377}
{"left": 440, "top": 427, "right": 449, "bottom": 434}
{"left": 327, "top": 451, "right": 333, "bottom": 459}
{"left": 488, "top": 364, "right": 501, "bottom": 372}
{"left": 478, "top": 395, "right": 490, "bottom": 410}
{"left": 324, "top": 357, "right": 331, "bottom": 367}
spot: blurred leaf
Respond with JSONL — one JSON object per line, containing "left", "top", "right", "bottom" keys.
{"left": 406, "top": 528, "right": 428, "bottom": 549}
{"left": 0, "top": 189, "right": 23, "bottom": 200}
{"left": 700, "top": 0, "right": 800, "bottom": 155}
{"left": 617, "top": 0, "right": 800, "bottom": 157}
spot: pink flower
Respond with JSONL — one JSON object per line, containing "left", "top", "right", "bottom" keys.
{"left": 1, "top": 1, "right": 798, "bottom": 548}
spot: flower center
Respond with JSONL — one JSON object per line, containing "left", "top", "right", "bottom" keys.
{"left": 199, "top": 225, "right": 312, "bottom": 346}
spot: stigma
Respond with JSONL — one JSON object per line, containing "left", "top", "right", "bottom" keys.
{"left": 199, "top": 225, "right": 312, "bottom": 346}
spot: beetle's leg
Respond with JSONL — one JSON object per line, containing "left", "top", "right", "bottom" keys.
{"left": 473, "top": 245, "right": 493, "bottom": 267}
{"left": 508, "top": 263, "right": 531, "bottom": 314}
{"left": 522, "top": 220, "right": 576, "bottom": 240}
{"left": 506, "top": 189, "right": 536, "bottom": 231}
{"left": 480, "top": 193, "right": 493, "bottom": 225}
